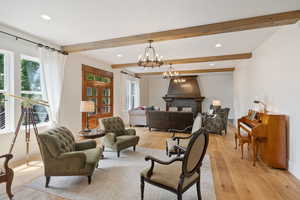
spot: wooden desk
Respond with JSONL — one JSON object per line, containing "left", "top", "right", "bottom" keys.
{"left": 238, "top": 113, "right": 287, "bottom": 169}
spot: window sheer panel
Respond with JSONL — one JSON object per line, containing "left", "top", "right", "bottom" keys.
{"left": 20, "top": 55, "right": 49, "bottom": 125}
{"left": 125, "top": 79, "right": 140, "bottom": 111}
{"left": 0, "top": 50, "right": 13, "bottom": 133}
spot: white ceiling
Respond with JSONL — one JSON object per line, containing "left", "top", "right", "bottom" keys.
{"left": 0, "top": 0, "right": 300, "bottom": 73}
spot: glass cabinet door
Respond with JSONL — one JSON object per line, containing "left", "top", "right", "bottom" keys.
{"left": 100, "top": 87, "right": 111, "bottom": 114}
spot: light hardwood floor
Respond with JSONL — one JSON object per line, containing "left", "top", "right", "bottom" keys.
{"left": 1, "top": 125, "right": 300, "bottom": 200}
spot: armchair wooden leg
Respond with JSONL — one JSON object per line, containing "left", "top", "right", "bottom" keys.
{"left": 241, "top": 143, "right": 244, "bottom": 159}
{"left": 165, "top": 142, "right": 168, "bottom": 156}
{"left": 133, "top": 146, "right": 136, "bottom": 152}
{"left": 177, "top": 193, "right": 182, "bottom": 200}
{"left": 234, "top": 134, "right": 238, "bottom": 149}
{"left": 6, "top": 170, "right": 14, "bottom": 200}
{"left": 141, "top": 176, "right": 145, "bottom": 200}
{"left": 117, "top": 151, "right": 120, "bottom": 157}
{"left": 45, "top": 176, "right": 51, "bottom": 188}
{"left": 196, "top": 180, "right": 202, "bottom": 200}
{"left": 88, "top": 176, "right": 92, "bottom": 184}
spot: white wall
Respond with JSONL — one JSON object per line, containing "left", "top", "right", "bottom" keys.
{"left": 233, "top": 23, "right": 300, "bottom": 179}
{"left": 140, "top": 73, "right": 234, "bottom": 118}
{"left": 0, "top": 24, "right": 123, "bottom": 165}
{"left": 60, "top": 53, "right": 122, "bottom": 133}
{"left": 0, "top": 24, "right": 60, "bottom": 164}
{"left": 198, "top": 73, "right": 234, "bottom": 119}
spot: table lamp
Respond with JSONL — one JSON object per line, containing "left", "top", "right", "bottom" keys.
{"left": 80, "top": 101, "right": 95, "bottom": 132}
{"left": 212, "top": 100, "right": 221, "bottom": 106}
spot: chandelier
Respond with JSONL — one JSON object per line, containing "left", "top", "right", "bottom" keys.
{"left": 163, "top": 64, "right": 179, "bottom": 79}
{"left": 174, "top": 78, "right": 186, "bottom": 83}
{"left": 138, "top": 40, "right": 164, "bottom": 68}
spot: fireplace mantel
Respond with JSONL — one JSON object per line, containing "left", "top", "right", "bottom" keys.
{"left": 163, "top": 76, "right": 205, "bottom": 113}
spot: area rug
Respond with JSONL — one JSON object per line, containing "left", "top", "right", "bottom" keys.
{"left": 26, "top": 147, "right": 216, "bottom": 200}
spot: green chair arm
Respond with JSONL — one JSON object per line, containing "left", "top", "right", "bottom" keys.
{"left": 74, "top": 140, "right": 97, "bottom": 151}
{"left": 124, "top": 129, "right": 136, "bottom": 136}
{"left": 57, "top": 151, "right": 86, "bottom": 169}
{"left": 103, "top": 132, "right": 117, "bottom": 145}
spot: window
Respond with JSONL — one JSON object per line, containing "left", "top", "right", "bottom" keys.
{"left": 21, "top": 55, "right": 49, "bottom": 124}
{"left": 126, "top": 79, "right": 140, "bottom": 110}
{"left": 0, "top": 50, "right": 13, "bottom": 132}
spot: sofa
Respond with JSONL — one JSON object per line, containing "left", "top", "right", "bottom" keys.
{"left": 129, "top": 106, "right": 159, "bottom": 127}
{"left": 38, "top": 126, "right": 102, "bottom": 187}
{"left": 101, "top": 117, "right": 140, "bottom": 157}
{"left": 146, "top": 110, "right": 194, "bottom": 132}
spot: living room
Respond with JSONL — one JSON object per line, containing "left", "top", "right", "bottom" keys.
{"left": 0, "top": 1, "right": 300, "bottom": 200}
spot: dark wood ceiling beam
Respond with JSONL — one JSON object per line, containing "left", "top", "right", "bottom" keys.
{"left": 136, "top": 67, "right": 235, "bottom": 76}
{"left": 62, "top": 10, "right": 300, "bottom": 53}
{"left": 111, "top": 53, "right": 252, "bottom": 69}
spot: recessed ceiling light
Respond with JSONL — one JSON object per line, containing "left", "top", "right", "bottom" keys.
{"left": 215, "top": 43, "right": 222, "bottom": 48}
{"left": 209, "top": 63, "right": 215, "bottom": 66}
{"left": 117, "top": 54, "right": 123, "bottom": 58}
{"left": 40, "top": 14, "right": 51, "bottom": 21}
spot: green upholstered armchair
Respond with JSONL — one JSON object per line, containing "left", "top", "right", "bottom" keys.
{"left": 203, "top": 107, "right": 230, "bottom": 135}
{"left": 38, "top": 126, "right": 102, "bottom": 187}
{"left": 101, "top": 117, "right": 140, "bottom": 157}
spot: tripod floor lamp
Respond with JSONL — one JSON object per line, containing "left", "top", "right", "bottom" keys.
{"left": 5, "top": 93, "right": 49, "bottom": 165}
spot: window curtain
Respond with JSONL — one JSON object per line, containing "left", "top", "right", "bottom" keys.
{"left": 120, "top": 72, "right": 129, "bottom": 122}
{"left": 135, "top": 78, "right": 140, "bottom": 108}
{"left": 39, "top": 48, "right": 67, "bottom": 126}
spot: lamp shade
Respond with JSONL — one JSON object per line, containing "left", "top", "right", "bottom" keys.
{"left": 212, "top": 100, "right": 221, "bottom": 106}
{"left": 80, "top": 101, "right": 95, "bottom": 113}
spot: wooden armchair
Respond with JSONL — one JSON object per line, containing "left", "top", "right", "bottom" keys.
{"left": 0, "top": 154, "right": 14, "bottom": 200}
{"left": 166, "top": 115, "right": 202, "bottom": 157}
{"left": 141, "top": 129, "right": 209, "bottom": 200}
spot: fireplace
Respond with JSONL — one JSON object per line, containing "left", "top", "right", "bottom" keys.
{"left": 162, "top": 76, "right": 205, "bottom": 114}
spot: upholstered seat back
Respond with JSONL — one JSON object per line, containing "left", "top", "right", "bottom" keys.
{"left": 38, "top": 126, "right": 75, "bottom": 159}
{"left": 182, "top": 129, "right": 209, "bottom": 174}
{"left": 101, "top": 117, "right": 125, "bottom": 136}
{"left": 191, "top": 115, "right": 202, "bottom": 134}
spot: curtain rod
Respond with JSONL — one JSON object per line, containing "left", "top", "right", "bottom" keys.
{"left": 120, "top": 70, "right": 140, "bottom": 79}
{"left": 0, "top": 30, "right": 68, "bottom": 55}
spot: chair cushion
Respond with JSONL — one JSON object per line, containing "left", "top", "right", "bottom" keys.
{"left": 116, "top": 135, "right": 139, "bottom": 144}
{"left": 141, "top": 161, "right": 199, "bottom": 190}
{"left": 166, "top": 138, "right": 190, "bottom": 153}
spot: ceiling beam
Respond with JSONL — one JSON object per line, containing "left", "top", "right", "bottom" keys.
{"left": 136, "top": 67, "right": 235, "bottom": 76}
{"left": 111, "top": 53, "right": 252, "bottom": 69}
{"left": 62, "top": 10, "right": 300, "bottom": 53}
